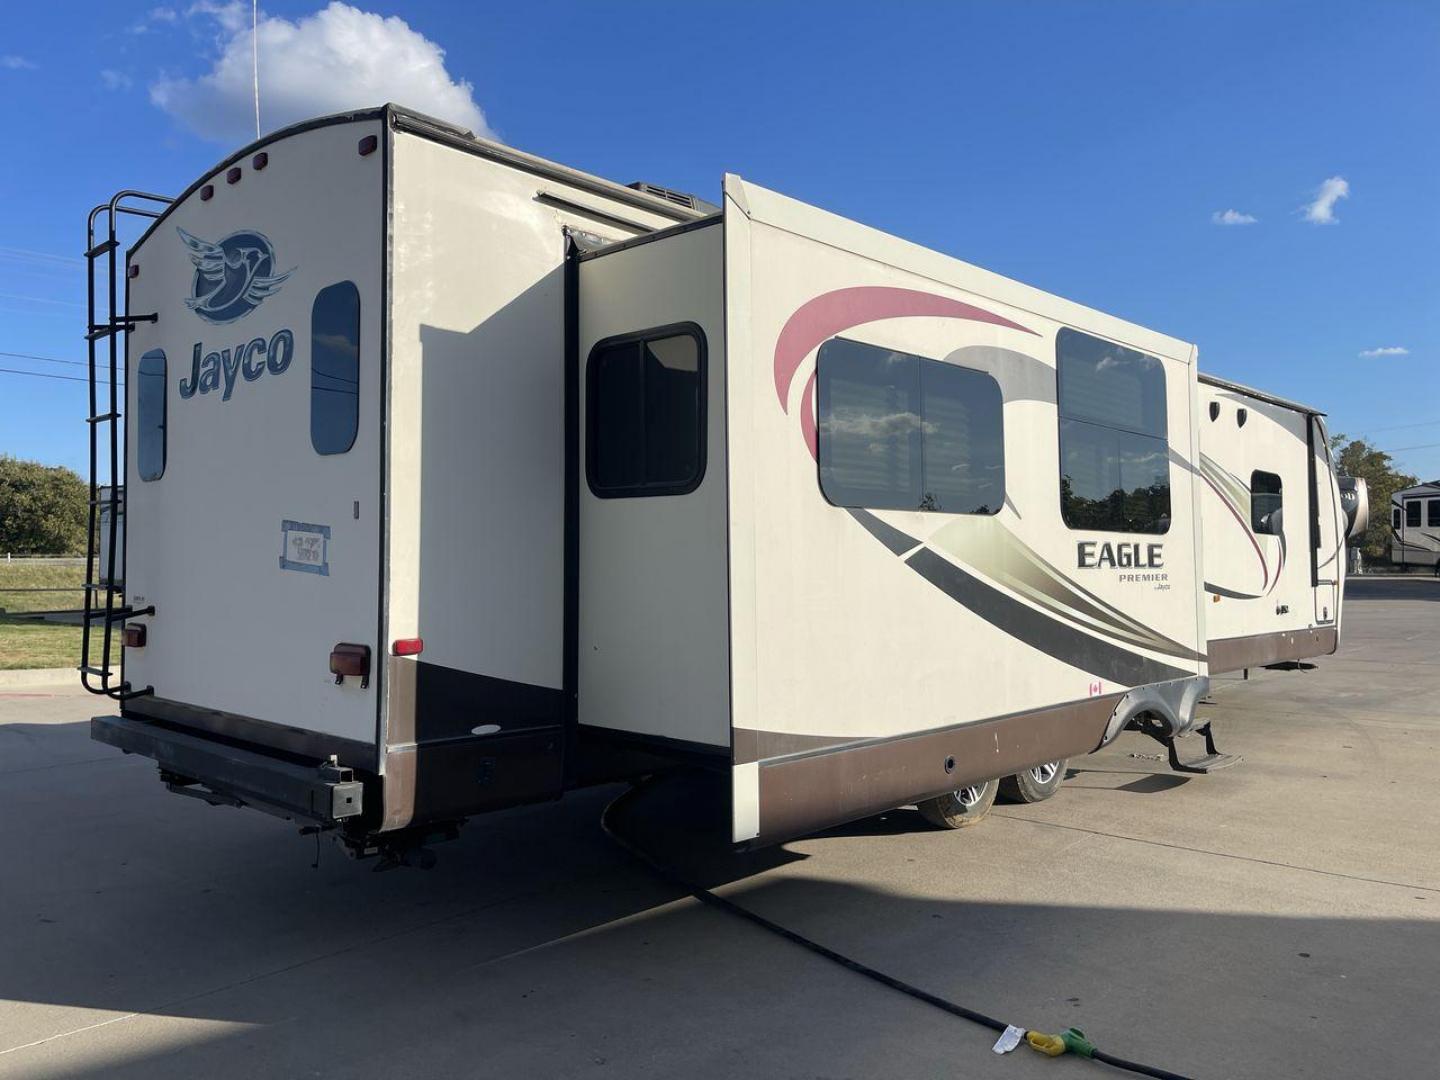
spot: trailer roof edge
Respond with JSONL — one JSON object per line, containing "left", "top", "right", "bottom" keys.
{"left": 128, "top": 104, "right": 704, "bottom": 256}
{"left": 1199, "top": 372, "right": 1325, "bottom": 417}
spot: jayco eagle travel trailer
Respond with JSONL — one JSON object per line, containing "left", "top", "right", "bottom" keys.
{"left": 83, "top": 106, "right": 1352, "bottom": 859}
{"left": 1390, "top": 481, "right": 1440, "bottom": 571}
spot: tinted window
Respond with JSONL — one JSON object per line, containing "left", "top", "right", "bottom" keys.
{"left": 311, "top": 282, "right": 360, "bottom": 455}
{"left": 1057, "top": 328, "right": 1169, "bottom": 533}
{"left": 1430, "top": 500, "right": 1440, "bottom": 527}
{"left": 1392, "top": 507, "right": 1402, "bottom": 529}
{"left": 587, "top": 327, "right": 704, "bottom": 497}
{"left": 1251, "top": 471, "right": 1283, "bottom": 535}
{"left": 817, "top": 337, "right": 1004, "bottom": 514}
{"left": 136, "top": 349, "right": 166, "bottom": 481}
{"left": 1407, "top": 501, "right": 1423, "bottom": 527}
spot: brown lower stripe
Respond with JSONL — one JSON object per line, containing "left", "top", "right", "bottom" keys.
{"left": 1207, "top": 626, "right": 1338, "bottom": 675}
{"left": 753, "top": 693, "right": 1123, "bottom": 846}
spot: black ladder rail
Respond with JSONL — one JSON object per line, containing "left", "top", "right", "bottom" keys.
{"left": 80, "top": 190, "right": 171, "bottom": 699}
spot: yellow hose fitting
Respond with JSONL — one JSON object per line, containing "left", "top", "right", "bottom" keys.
{"left": 1026, "top": 1031, "right": 1068, "bottom": 1057}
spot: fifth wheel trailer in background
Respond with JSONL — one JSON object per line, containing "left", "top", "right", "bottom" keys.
{"left": 82, "top": 105, "right": 1354, "bottom": 859}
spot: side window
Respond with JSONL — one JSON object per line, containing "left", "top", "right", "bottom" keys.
{"left": 1429, "top": 500, "right": 1440, "bottom": 527}
{"left": 1056, "top": 328, "right": 1170, "bottom": 533}
{"left": 136, "top": 348, "right": 166, "bottom": 481}
{"left": 1392, "top": 507, "right": 1402, "bottom": 530}
{"left": 1407, "top": 501, "right": 1423, "bottom": 528}
{"left": 586, "top": 325, "right": 705, "bottom": 497}
{"left": 816, "top": 337, "right": 1005, "bottom": 514}
{"left": 311, "top": 282, "right": 360, "bottom": 455}
{"left": 1251, "top": 471, "right": 1283, "bottom": 535}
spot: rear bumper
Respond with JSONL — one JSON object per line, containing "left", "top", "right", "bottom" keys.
{"left": 92, "top": 714, "right": 365, "bottom": 824}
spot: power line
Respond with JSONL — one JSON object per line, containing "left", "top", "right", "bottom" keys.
{"left": 1387, "top": 440, "right": 1440, "bottom": 454}
{"left": 0, "top": 366, "right": 119, "bottom": 386}
{"left": 0, "top": 350, "right": 87, "bottom": 368}
{"left": 1357, "top": 418, "right": 1440, "bottom": 435}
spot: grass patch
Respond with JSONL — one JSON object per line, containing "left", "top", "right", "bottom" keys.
{"left": 0, "top": 559, "right": 87, "bottom": 614}
{"left": 0, "top": 560, "right": 115, "bottom": 671}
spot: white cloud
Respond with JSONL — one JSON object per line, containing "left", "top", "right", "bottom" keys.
{"left": 101, "top": 69, "right": 134, "bottom": 91}
{"left": 1359, "top": 346, "right": 1409, "bottom": 358}
{"left": 1303, "top": 176, "right": 1349, "bottom": 224}
{"left": 1212, "top": 209, "right": 1258, "bottom": 226}
{"left": 1, "top": 55, "right": 38, "bottom": 70}
{"left": 150, "top": 2, "right": 491, "bottom": 143}
{"left": 151, "top": 6, "right": 179, "bottom": 22}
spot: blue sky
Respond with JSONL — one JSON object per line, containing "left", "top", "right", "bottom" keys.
{"left": 2, "top": 1, "right": 1437, "bottom": 480}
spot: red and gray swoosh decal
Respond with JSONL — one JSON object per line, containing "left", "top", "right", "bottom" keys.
{"left": 773, "top": 285, "right": 1039, "bottom": 459}
{"left": 774, "top": 287, "right": 1196, "bottom": 686}
{"left": 850, "top": 510, "right": 1193, "bottom": 685}
{"left": 1199, "top": 453, "right": 1277, "bottom": 599}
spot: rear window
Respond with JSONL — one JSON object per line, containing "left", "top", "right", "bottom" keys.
{"left": 311, "top": 282, "right": 360, "bottom": 455}
{"left": 136, "top": 348, "right": 166, "bottom": 481}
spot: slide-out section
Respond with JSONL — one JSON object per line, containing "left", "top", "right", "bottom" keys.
{"left": 575, "top": 220, "right": 731, "bottom": 755}
{"left": 724, "top": 176, "right": 1206, "bottom": 845}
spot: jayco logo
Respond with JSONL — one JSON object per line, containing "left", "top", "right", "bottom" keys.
{"left": 179, "top": 330, "right": 295, "bottom": 401}
{"left": 178, "top": 227, "right": 292, "bottom": 324}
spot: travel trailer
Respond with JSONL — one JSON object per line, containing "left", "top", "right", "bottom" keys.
{"left": 1390, "top": 481, "right": 1440, "bottom": 571}
{"left": 82, "top": 106, "right": 1353, "bottom": 860}
{"left": 1195, "top": 377, "right": 1352, "bottom": 672}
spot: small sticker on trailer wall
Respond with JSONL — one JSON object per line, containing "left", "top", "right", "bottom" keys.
{"left": 280, "top": 520, "right": 330, "bottom": 575}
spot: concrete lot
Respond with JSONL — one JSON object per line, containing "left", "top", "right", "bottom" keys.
{"left": 1, "top": 578, "right": 1436, "bottom": 1079}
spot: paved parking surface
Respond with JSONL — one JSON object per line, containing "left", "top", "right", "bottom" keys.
{"left": 1, "top": 578, "right": 1436, "bottom": 1078}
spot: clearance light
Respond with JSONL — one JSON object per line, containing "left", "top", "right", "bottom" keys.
{"left": 127, "top": 264, "right": 139, "bottom": 279}
{"left": 392, "top": 638, "right": 424, "bottom": 657}
{"left": 252, "top": 152, "right": 269, "bottom": 170}
{"left": 358, "top": 134, "right": 378, "bottom": 156}
{"left": 226, "top": 166, "right": 242, "bottom": 185}
{"left": 122, "top": 624, "right": 146, "bottom": 648}
{"left": 200, "top": 184, "right": 215, "bottom": 201}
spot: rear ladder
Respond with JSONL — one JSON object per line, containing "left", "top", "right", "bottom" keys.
{"left": 80, "top": 191, "right": 171, "bottom": 700}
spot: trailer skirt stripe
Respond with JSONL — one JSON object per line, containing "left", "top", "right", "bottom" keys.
{"left": 905, "top": 547, "right": 1192, "bottom": 686}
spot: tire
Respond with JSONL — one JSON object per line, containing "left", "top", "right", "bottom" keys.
{"left": 916, "top": 778, "right": 999, "bottom": 829}
{"left": 999, "top": 760, "right": 1067, "bottom": 804}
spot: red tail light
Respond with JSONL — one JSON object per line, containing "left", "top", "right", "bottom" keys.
{"left": 330, "top": 643, "right": 372, "bottom": 688}
{"left": 392, "top": 638, "right": 423, "bottom": 657}
{"left": 122, "top": 624, "right": 146, "bottom": 648}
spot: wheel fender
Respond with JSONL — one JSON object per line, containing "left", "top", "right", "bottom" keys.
{"left": 1098, "top": 675, "right": 1210, "bottom": 748}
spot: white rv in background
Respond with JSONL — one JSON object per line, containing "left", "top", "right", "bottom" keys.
{"left": 83, "top": 106, "right": 1354, "bottom": 861}
{"left": 1390, "top": 482, "right": 1440, "bottom": 571}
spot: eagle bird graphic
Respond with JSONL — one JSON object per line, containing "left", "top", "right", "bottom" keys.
{"left": 177, "top": 227, "right": 293, "bottom": 322}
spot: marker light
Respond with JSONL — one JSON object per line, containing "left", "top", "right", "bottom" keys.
{"left": 122, "top": 624, "right": 146, "bottom": 648}
{"left": 252, "top": 152, "right": 269, "bottom": 170}
{"left": 200, "top": 184, "right": 215, "bottom": 201}
{"left": 358, "top": 134, "right": 378, "bottom": 156}
{"left": 392, "top": 638, "right": 424, "bottom": 657}
{"left": 226, "top": 166, "right": 242, "bottom": 185}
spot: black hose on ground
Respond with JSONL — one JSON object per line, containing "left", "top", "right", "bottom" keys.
{"left": 600, "top": 781, "right": 1196, "bottom": 1080}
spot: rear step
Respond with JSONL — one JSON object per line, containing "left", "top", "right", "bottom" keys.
{"left": 1163, "top": 722, "right": 1241, "bottom": 774}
